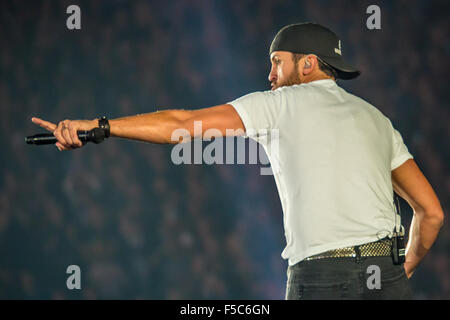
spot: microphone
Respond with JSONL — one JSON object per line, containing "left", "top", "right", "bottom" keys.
{"left": 25, "top": 128, "right": 108, "bottom": 145}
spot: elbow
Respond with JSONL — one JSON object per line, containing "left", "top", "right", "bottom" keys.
{"left": 417, "top": 208, "right": 445, "bottom": 229}
{"left": 434, "top": 211, "right": 445, "bottom": 228}
{"left": 428, "top": 201, "right": 445, "bottom": 228}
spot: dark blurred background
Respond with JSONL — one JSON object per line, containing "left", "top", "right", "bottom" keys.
{"left": 0, "top": 0, "right": 448, "bottom": 299}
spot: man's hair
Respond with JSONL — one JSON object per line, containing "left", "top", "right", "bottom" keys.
{"left": 292, "top": 53, "right": 338, "bottom": 79}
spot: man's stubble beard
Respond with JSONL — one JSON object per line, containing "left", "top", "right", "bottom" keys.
{"left": 276, "top": 64, "right": 302, "bottom": 89}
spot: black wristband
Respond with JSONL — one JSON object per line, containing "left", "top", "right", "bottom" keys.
{"left": 98, "top": 116, "right": 110, "bottom": 138}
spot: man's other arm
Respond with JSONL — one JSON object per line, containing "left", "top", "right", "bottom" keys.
{"left": 391, "top": 159, "right": 445, "bottom": 278}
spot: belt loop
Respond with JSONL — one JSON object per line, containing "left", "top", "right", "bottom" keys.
{"left": 354, "top": 245, "right": 362, "bottom": 263}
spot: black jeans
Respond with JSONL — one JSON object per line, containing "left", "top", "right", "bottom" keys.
{"left": 285, "top": 255, "right": 412, "bottom": 300}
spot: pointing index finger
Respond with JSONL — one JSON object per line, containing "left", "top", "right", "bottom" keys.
{"left": 31, "top": 117, "right": 57, "bottom": 132}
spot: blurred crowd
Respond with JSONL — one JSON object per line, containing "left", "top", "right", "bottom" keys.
{"left": 0, "top": 0, "right": 448, "bottom": 299}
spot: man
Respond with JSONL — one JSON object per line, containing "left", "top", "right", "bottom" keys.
{"left": 32, "top": 23, "right": 444, "bottom": 299}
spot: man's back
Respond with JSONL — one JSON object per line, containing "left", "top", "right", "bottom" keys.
{"left": 229, "top": 79, "right": 413, "bottom": 265}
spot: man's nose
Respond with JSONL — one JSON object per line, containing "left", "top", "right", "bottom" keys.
{"left": 268, "top": 68, "right": 277, "bottom": 83}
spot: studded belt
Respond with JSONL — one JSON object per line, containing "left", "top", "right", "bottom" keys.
{"left": 304, "top": 238, "right": 392, "bottom": 261}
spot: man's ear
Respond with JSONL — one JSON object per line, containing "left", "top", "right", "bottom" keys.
{"left": 302, "top": 55, "right": 316, "bottom": 75}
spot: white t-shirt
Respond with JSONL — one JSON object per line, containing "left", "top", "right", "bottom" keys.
{"left": 228, "top": 79, "right": 414, "bottom": 266}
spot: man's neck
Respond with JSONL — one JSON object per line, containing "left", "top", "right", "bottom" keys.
{"left": 303, "top": 73, "right": 335, "bottom": 84}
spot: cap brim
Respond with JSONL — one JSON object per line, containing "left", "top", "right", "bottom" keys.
{"left": 319, "top": 55, "right": 360, "bottom": 80}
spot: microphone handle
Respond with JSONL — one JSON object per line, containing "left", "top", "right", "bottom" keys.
{"left": 25, "top": 128, "right": 107, "bottom": 145}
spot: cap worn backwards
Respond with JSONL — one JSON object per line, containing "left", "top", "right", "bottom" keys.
{"left": 270, "top": 22, "right": 360, "bottom": 80}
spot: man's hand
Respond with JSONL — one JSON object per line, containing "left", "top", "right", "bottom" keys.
{"left": 31, "top": 117, "right": 98, "bottom": 151}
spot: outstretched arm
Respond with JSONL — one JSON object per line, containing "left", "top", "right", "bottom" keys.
{"left": 32, "top": 104, "right": 245, "bottom": 150}
{"left": 391, "top": 159, "right": 445, "bottom": 278}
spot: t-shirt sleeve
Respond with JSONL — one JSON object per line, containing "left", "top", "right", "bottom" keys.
{"left": 390, "top": 122, "right": 414, "bottom": 171}
{"left": 227, "top": 90, "right": 282, "bottom": 139}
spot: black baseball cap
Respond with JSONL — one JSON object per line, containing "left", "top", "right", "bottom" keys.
{"left": 269, "top": 22, "right": 360, "bottom": 80}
